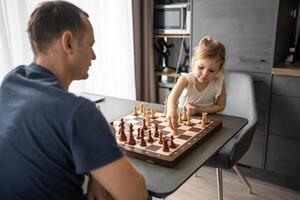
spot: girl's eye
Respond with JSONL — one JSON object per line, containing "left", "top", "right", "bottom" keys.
{"left": 198, "top": 66, "right": 204, "bottom": 70}
{"left": 209, "top": 69, "right": 215, "bottom": 73}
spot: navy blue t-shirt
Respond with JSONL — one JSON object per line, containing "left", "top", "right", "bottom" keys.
{"left": 0, "top": 64, "right": 123, "bottom": 200}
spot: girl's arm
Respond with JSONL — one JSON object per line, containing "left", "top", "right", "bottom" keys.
{"left": 186, "top": 81, "right": 226, "bottom": 115}
{"left": 166, "top": 76, "right": 188, "bottom": 130}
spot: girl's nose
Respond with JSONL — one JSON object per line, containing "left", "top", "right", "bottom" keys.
{"left": 202, "top": 69, "right": 208, "bottom": 76}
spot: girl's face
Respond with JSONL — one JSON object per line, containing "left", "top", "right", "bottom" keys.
{"left": 192, "top": 58, "right": 222, "bottom": 83}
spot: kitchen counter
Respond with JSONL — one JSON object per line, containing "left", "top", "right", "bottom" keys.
{"left": 273, "top": 63, "right": 300, "bottom": 77}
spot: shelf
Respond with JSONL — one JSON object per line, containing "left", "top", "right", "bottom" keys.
{"left": 153, "top": 34, "right": 191, "bottom": 39}
{"left": 155, "top": 71, "right": 180, "bottom": 78}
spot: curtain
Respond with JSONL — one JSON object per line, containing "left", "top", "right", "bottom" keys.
{"left": 132, "top": 0, "right": 156, "bottom": 102}
{"left": 0, "top": 0, "right": 33, "bottom": 82}
{"left": 0, "top": 0, "right": 136, "bottom": 100}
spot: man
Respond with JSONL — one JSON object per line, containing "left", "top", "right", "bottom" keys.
{"left": 0, "top": 1, "right": 147, "bottom": 200}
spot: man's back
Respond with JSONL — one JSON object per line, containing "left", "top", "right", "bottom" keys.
{"left": 0, "top": 64, "right": 123, "bottom": 200}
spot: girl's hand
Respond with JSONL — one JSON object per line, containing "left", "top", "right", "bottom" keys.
{"left": 185, "top": 102, "right": 199, "bottom": 116}
{"left": 166, "top": 110, "right": 178, "bottom": 131}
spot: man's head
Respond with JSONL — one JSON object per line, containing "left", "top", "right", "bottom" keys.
{"left": 27, "top": 1, "right": 96, "bottom": 82}
{"left": 27, "top": 1, "right": 88, "bottom": 55}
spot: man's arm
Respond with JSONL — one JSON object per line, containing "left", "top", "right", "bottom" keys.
{"left": 89, "top": 156, "right": 148, "bottom": 200}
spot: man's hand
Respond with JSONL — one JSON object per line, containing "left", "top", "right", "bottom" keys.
{"left": 87, "top": 175, "right": 115, "bottom": 200}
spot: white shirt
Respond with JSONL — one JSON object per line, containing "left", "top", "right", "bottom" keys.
{"left": 178, "top": 72, "right": 224, "bottom": 108}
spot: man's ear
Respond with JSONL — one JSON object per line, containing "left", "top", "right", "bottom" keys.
{"left": 61, "top": 31, "right": 75, "bottom": 55}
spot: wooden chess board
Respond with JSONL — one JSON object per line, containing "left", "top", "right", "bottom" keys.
{"left": 112, "top": 111, "right": 222, "bottom": 167}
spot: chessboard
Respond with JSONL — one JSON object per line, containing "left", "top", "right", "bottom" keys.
{"left": 111, "top": 107, "right": 222, "bottom": 167}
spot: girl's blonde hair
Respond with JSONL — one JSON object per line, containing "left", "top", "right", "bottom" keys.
{"left": 191, "top": 36, "right": 226, "bottom": 69}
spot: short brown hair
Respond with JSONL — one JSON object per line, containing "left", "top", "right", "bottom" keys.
{"left": 27, "top": 0, "right": 88, "bottom": 54}
{"left": 191, "top": 36, "right": 226, "bottom": 69}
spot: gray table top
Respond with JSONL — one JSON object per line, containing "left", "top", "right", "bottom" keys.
{"left": 95, "top": 95, "right": 248, "bottom": 198}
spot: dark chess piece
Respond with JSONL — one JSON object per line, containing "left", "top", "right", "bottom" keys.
{"left": 148, "top": 130, "right": 154, "bottom": 143}
{"left": 118, "top": 118, "right": 125, "bottom": 135}
{"left": 154, "top": 123, "right": 159, "bottom": 138}
{"left": 140, "top": 130, "right": 147, "bottom": 147}
{"left": 129, "top": 123, "right": 133, "bottom": 133}
{"left": 159, "top": 131, "right": 163, "bottom": 144}
{"left": 127, "top": 127, "right": 136, "bottom": 145}
{"left": 142, "top": 119, "right": 147, "bottom": 130}
{"left": 136, "top": 128, "right": 141, "bottom": 139}
{"left": 162, "top": 137, "right": 170, "bottom": 152}
{"left": 169, "top": 135, "right": 176, "bottom": 149}
{"left": 119, "top": 125, "right": 127, "bottom": 142}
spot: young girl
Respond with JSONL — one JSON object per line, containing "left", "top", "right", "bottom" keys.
{"left": 166, "top": 36, "right": 226, "bottom": 130}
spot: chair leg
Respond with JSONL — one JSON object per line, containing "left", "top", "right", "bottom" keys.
{"left": 233, "top": 164, "right": 252, "bottom": 194}
{"left": 216, "top": 168, "right": 223, "bottom": 200}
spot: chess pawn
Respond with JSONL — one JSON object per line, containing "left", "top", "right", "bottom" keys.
{"left": 139, "top": 104, "right": 144, "bottom": 114}
{"left": 142, "top": 119, "right": 147, "bottom": 130}
{"left": 143, "top": 108, "right": 147, "bottom": 118}
{"left": 136, "top": 128, "right": 141, "bottom": 139}
{"left": 162, "top": 137, "right": 170, "bottom": 152}
{"left": 147, "top": 130, "right": 154, "bottom": 143}
{"left": 185, "top": 115, "right": 192, "bottom": 126}
{"left": 127, "top": 128, "right": 136, "bottom": 145}
{"left": 140, "top": 130, "right": 147, "bottom": 147}
{"left": 181, "top": 106, "right": 188, "bottom": 121}
{"left": 146, "top": 115, "right": 151, "bottom": 127}
{"left": 150, "top": 109, "right": 156, "bottom": 119}
{"left": 132, "top": 106, "right": 138, "bottom": 116}
{"left": 201, "top": 112, "right": 208, "bottom": 129}
{"left": 154, "top": 123, "right": 159, "bottom": 138}
{"left": 159, "top": 131, "right": 163, "bottom": 144}
{"left": 119, "top": 126, "right": 127, "bottom": 142}
{"left": 129, "top": 123, "right": 134, "bottom": 133}
{"left": 169, "top": 135, "right": 176, "bottom": 149}
{"left": 163, "top": 98, "right": 168, "bottom": 117}
{"left": 178, "top": 113, "right": 183, "bottom": 124}
{"left": 109, "top": 121, "right": 116, "bottom": 137}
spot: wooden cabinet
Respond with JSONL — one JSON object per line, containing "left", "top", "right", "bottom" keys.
{"left": 266, "top": 134, "right": 300, "bottom": 179}
{"left": 267, "top": 75, "right": 300, "bottom": 179}
{"left": 192, "top": 0, "right": 279, "bottom": 73}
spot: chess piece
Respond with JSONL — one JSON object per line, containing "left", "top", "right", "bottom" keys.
{"left": 150, "top": 109, "right": 157, "bottom": 119}
{"left": 169, "top": 135, "right": 176, "bottom": 149}
{"left": 142, "top": 119, "right": 147, "bottom": 130}
{"left": 127, "top": 124, "right": 136, "bottom": 145}
{"left": 139, "top": 104, "right": 144, "bottom": 114}
{"left": 178, "top": 113, "right": 183, "bottom": 124}
{"left": 185, "top": 115, "right": 192, "bottom": 126}
{"left": 136, "top": 128, "right": 141, "bottom": 139}
{"left": 132, "top": 106, "right": 138, "bottom": 116}
{"left": 129, "top": 123, "right": 134, "bottom": 133}
{"left": 154, "top": 123, "right": 159, "bottom": 138}
{"left": 181, "top": 106, "right": 188, "bottom": 121}
{"left": 109, "top": 121, "right": 116, "bottom": 137}
{"left": 201, "top": 112, "right": 208, "bottom": 129}
{"left": 118, "top": 118, "right": 125, "bottom": 135}
{"left": 119, "top": 125, "right": 127, "bottom": 142}
{"left": 148, "top": 130, "right": 154, "bottom": 143}
{"left": 163, "top": 98, "right": 168, "bottom": 117}
{"left": 140, "top": 130, "right": 146, "bottom": 147}
{"left": 146, "top": 115, "right": 151, "bottom": 127}
{"left": 162, "top": 137, "right": 170, "bottom": 152}
{"left": 159, "top": 131, "right": 163, "bottom": 144}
